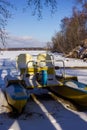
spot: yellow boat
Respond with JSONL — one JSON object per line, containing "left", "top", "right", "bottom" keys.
{"left": 50, "top": 80, "right": 87, "bottom": 107}
{"left": 4, "top": 76, "right": 29, "bottom": 113}
{"left": 16, "top": 53, "right": 87, "bottom": 107}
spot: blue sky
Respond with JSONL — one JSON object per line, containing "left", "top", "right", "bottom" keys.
{"left": 6, "top": 0, "right": 80, "bottom": 48}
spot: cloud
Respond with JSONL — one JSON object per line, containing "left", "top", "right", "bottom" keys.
{"left": 5, "top": 35, "right": 47, "bottom": 48}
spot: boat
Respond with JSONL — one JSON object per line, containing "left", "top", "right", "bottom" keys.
{"left": 4, "top": 75, "right": 29, "bottom": 113}
{"left": 6, "top": 53, "right": 87, "bottom": 108}
{"left": 16, "top": 53, "right": 77, "bottom": 88}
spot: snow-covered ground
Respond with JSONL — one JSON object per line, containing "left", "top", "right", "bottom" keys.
{"left": 0, "top": 50, "right": 87, "bottom": 130}
{"left": 53, "top": 53, "right": 87, "bottom": 67}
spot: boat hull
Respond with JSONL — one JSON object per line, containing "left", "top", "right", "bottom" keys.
{"left": 5, "top": 83, "right": 29, "bottom": 113}
{"left": 6, "top": 93, "right": 27, "bottom": 113}
{"left": 50, "top": 83, "right": 87, "bottom": 107}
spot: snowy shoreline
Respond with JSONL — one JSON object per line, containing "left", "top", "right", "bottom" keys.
{"left": 0, "top": 50, "right": 87, "bottom": 130}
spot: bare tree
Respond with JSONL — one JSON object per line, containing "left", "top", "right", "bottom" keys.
{"left": 27, "top": 0, "right": 57, "bottom": 18}
{"left": 0, "top": 0, "right": 11, "bottom": 46}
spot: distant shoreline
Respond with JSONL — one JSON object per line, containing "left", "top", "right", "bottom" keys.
{"left": 0, "top": 47, "right": 51, "bottom": 51}
{"left": 55, "top": 66, "right": 87, "bottom": 69}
